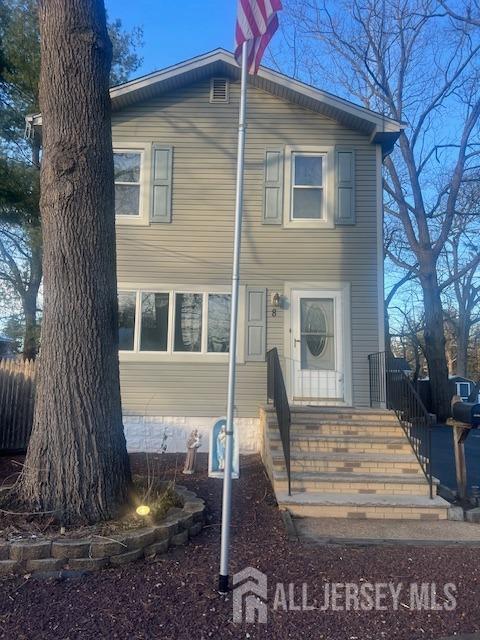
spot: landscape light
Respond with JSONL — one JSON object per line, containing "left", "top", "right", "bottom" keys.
{"left": 136, "top": 505, "right": 150, "bottom": 516}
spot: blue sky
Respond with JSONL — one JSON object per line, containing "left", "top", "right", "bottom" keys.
{"left": 105, "top": 1, "right": 237, "bottom": 76}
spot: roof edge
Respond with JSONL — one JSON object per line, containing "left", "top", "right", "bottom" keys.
{"left": 27, "top": 48, "right": 403, "bottom": 142}
{"left": 109, "top": 48, "right": 231, "bottom": 98}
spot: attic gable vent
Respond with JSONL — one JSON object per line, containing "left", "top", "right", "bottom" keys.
{"left": 210, "top": 77, "right": 229, "bottom": 103}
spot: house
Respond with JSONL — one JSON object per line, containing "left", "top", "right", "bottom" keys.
{"left": 450, "top": 376, "right": 480, "bottom": 403}
{"left": 27, "top": 49, "right": 451, "bottom": 520}
{"left": 0, "top": 335, "right": 15, "bottom": 360}
{"left": 417, "top": 375, "right": 480, "bottom": 411}
{"left": 389, "top": 356, "right": 412, "bottom": 377}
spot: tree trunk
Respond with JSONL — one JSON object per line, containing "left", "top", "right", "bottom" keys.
{"left": 22, "top": 225, "right": 42, "bottom": 360}
{"left": 456, "top": 315, "right": 469, "bottom": 378}
{"left": 384, "top": 308, "right": 392, "bottom": 353}
{"left": 22, "top": 292, "right": 38, "bottom": 361}
{"left": 419, "top": 262, "right": 451, "bottom": 422}
{"left": 17, "top": 0, "right": 131, "bottom": 524}
{"left": 445, "top": 335, "right": 456, "bottom": 376}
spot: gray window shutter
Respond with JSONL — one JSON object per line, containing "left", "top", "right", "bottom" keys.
{"left": 151, "top": 144, "right": 173, "bottom": 223}
{"left": 245, "top": 287, "right": 266, "bottom": 361}
{"left": 335, "top": 148, "right": 355, "bottom": 225}
{"left": 262, "top": 148, "right": 283, "bottom": 224}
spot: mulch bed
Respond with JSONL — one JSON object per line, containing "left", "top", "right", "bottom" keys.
{"left": 0, "top": 451, "right": 479, "bottom": 639}
{"left": 0, "top": 462, "right": 183, "bottom": 540}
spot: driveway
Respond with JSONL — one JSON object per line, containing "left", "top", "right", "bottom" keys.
{"left": 430, "top": 425, "right": 480, "bottom": 496}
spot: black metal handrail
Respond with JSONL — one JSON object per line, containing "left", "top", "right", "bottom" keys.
{"left": 266, "top": 348, "right": 291, "bottom": 495}
{"left": 369, "top": 351, "right": 434, "bottom": 498}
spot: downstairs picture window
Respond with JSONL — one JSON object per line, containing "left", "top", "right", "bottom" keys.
{"left": 118, "top": 291, "right": 136, "bottom": 351}
{"left": 207, "top": 294, "right": 231, "bottom": 353}
{"left": 174, "top": 293, "right": 203, "bottom": 352}
{"left": 140, "top": 292, "right": 169, "bottom": 351}
{"left": 118, "top": 289, "right": 231, "bottom": 355}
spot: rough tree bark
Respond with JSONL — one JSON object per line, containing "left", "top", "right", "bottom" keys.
{"left": 16, "top": 0, "right": 131, "bottom": 523}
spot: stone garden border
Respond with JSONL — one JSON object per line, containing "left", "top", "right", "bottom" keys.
{"left": 0, "top": 485, "right": 205, "bottom": 576}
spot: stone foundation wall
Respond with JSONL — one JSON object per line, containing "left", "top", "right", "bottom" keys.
{"left": 0, "top": 486, "right": 205, "bottom": 576}
{"left": 123, "top": 415, "right": 261, "bottom": 454}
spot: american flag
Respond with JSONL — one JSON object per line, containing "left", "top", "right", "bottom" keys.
{"left": 235, "top": 0, "right": 282, "bottom": 75}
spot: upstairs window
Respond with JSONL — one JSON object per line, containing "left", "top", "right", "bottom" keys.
{"left": 291, "top": 153, "right": 324, "bottom": 220}
{"left": 284, "top": 146, "right": 335, "bottom": 229}
{"left": 114, "top": 150, "right": 142, "bottom": 217}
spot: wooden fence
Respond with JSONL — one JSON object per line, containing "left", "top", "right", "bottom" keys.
{"left": 0, "top": 358, "right": 36, "bottom": 453}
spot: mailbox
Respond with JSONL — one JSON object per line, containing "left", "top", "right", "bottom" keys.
{"left": 452, "top": 401, "right": 480, "bottom": 428}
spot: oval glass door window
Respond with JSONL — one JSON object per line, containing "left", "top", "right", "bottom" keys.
{"left": 300, "top": 298, "right": 335, "bottom": 370}
{"left": 305, "top": 304, "right": 327, "bottom": 356}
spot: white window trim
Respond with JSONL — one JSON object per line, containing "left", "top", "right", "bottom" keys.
{"left": 284, "top": 145, "right": 335, "bottom": 229}
{"left": 118, "top": 283, "right": 245, "bottom": 363}
{"left": 113, "top": 141, "right": 151, "bottom": 226}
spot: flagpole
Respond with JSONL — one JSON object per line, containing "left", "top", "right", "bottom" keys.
{"left": 218, "top": 39, "right": 248, "bottom": 595}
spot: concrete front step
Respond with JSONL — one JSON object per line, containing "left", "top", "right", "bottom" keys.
{"left": 272, "top": 417, "right": 400, "bottom": 427}
{"left": 264, "top": 413, "right": 400, "bottom": 431}
{"left": 267, "top": 415, "right": 400, "bottom": 427}
{"left": 273, "top": 471, "right": 435, "bottom": 497}
{"left": 268, "top": 433, "right": 412, "bottom": 454}
{"left": 277, "top": 491, "right": 450, "bottom": 520}
{"left": 272, "top": 451, "right": 423, "bottom": 475}
{"left": 260, "top": 405, "right": 443, "bottom": 523}
{"left": 281, "top": 407, "right": 399, "bottom": 423}
{"left": 267, "top": 419, "right": 404, "bottom": 433}
{"left": 276, "top": 425, "right": 404, "bottom": 438}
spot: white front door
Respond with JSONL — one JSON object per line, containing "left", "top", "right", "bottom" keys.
{"left": 291, "top": 289, "right": 344, "bottom": 402}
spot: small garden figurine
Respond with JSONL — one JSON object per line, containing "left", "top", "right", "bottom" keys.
{"left": 216, "top": 424, "right": 227, "bottom": 470}
{"left": 183, "top": 429, "right": 202, "bottom": 475}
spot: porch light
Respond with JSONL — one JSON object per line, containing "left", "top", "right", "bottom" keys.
{"left": 136, "top": 504, "right": 150, "bottom": 516}
{"left": 272, "top": 292, "right": 281, "bottom": 308}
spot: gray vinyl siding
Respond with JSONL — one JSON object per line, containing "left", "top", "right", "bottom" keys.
{"left": 114, "top": 77, "right": 380, "bottom": 417}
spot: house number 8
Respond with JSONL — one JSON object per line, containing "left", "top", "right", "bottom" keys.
{"left": 271, "top": 308, "right": 277, "bottom": 317}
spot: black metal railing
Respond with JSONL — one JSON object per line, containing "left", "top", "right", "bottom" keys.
{"left": 368, "top": 351, "right": 434, "bottom": 498}
{"left": 266, "top": 348, "right": 291, "bottom": 495}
